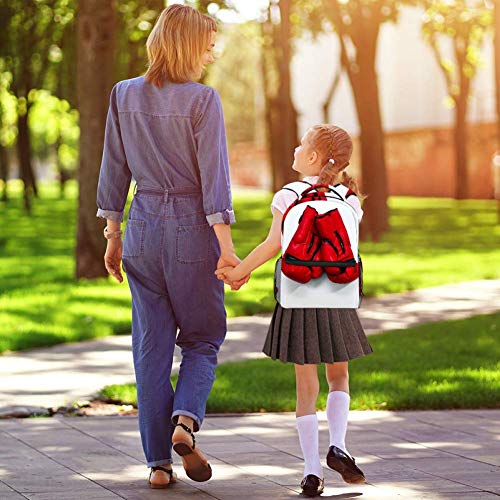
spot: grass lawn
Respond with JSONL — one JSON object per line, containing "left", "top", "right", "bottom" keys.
{"left": 99, "top": 313, "right": 500, "bottom": 411}
{"left": 0, "top": 180, "right": 499, "bottom": 353}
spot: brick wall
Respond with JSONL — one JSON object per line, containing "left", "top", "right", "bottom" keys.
{"left": 229, "top": 122, "right": 498, "bottom": 199}
{"left": 382, "top": 122, "right": 497, "bottom": 199}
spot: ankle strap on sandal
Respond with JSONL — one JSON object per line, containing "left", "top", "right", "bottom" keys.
{"left": 175, "top": 422, "right": 196, "bottom": 449}
{"left": 150, "top": 465, "right": 173, "bottom": 477}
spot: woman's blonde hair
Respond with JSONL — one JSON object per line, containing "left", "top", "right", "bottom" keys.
{"left": 145, "top": 4, "right": 217, "bottom": 86}
{"left": 309, "top": 124, "right": 365, "bottom": 199}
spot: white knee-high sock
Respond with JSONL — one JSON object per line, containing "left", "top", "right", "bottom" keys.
{"left": 326, "top": 391, "right": 350, "bottom": 454}
{"left": 296, "top": 414, "right": 323, "bottom": 478}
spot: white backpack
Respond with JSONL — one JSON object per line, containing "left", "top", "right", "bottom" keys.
{"left": 274, "top": 181, "right": 363, "bottom": 309}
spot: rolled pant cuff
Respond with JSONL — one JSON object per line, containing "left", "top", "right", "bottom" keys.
{"left": 147, "top": 458, "right": 173, "bottom": 467}
{"left": 172, "top": 410, "right": 202, "bottom": 432}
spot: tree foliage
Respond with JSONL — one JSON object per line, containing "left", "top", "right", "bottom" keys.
{"left": 0, "top": 0, "right": 75, "bottom": 94}
{"left": 0, "top": 0, "right": 75, "bottom": 207}
{"left": 115, "top": 0, "right": 165, "bottom": 80}
{"left": 422, "top": 0, "right": 493, "bottom": 199}
{"left": 422, "top": 0, "right": 493, "bottom": 103}
{"left": 206, "top": 22, "right": 263, "bottom": 145}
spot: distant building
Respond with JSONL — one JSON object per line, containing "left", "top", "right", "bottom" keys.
{"left": 289, "top": 5, "right": 496, "bottom": 199}
{"left": 293, "top": 6, "right": 495, "bottom": 134}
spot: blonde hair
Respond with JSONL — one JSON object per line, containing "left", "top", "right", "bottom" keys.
{"left": 145, "top": 4, "right": 217, "bottom": 86}
{"left": 308, "top": 124, "right": 365, "bottom": 199}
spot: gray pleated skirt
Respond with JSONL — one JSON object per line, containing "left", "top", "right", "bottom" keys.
{"left": 263, "top": 304, "right": 373, "bottom": 365}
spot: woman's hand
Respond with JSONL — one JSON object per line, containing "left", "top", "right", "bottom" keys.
{"left": 217, "top": 252, "right": 250, "bottom": 290}
{"left": 217, "top": 251, "right": 240, "bottom": 270}
{"left": 104, "top": 238, "right": 124, "bottom": 283}
{"left": 215, "top": 265, "right": 239, "bottom": 284}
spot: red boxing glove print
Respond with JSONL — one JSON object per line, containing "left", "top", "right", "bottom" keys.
{"left": 282, "top": 205, "right": 323, "bottom": 283}
{"left": 315, "top": 209, "right": 359, "bottom": 284}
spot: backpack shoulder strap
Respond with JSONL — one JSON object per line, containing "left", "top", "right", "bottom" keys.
{"left": 330, "top": 183, "right": 357, "bottom": 199}
{"left": 325, "top": 183, "right": 349, "bottom": 202}
{"left": 280, "top": 180, "right": 312, "bottom": 199}
{"left": 280, "top": 181, "right": 313, "bottom": 234}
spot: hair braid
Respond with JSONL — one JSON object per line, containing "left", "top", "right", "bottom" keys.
{"left": 308, "top": 124, "right": 365, "bottom": 199}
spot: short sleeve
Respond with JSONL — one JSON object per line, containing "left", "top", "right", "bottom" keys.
{"left": 346, "top": 195, "right": 364, "bottom": 222}
{"left": 270, "top": 189, "right": 299, "bottom": 214}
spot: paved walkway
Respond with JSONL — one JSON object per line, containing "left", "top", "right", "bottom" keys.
{"left": 1, "top": 410, "right": 499, "bottom": 499}
{"left": 0, "top": 280, "right": 499, "bottom": 410}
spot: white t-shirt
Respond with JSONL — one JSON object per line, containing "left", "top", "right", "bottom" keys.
{"left": 270, "top": 176, "right": 364, "bottom": 222}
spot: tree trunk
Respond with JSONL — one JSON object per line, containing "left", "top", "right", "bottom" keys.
{"left": 260, "top": 3, "right": 299, "bottom": 192}
{"left": 127, "top": 40, "right": 142, "bottom": 79}
{"left": 0, "top": 98, "right": 9, "bottom": 202}
{"left": 16, "top": 107, "right": 38, "bottom": 211}
{"left": 271, "top": 0, "right": 299, "bottom": 191}
{"left": 343, "top": 28, "right": 389, "bottom": 241}
{"left": 260, "top": 23, "right": 277, "bottom": 190}
{"left": 0, "top": 143, "right": 8, "bottom": 202}
{"left": 147, "top": 0, "right": 165, "bottom": 14}
{"left": 76, "top": 0, "right": 117, "bottom": 279}
{"left": 494, "top": 2, "right": 500, "bottom": 220}
{"left": 453, "top": 40, "right": 471, "bottom": 201}
{"left": 261, "top": 0, "right": 298, "bottom": 191}
{"left": 322, "top": 65, "right": 342, "bottom": 123}
{"left": 54, "top": 139, "right": 69, "bottom": 199}
{"left": 453, "top": 94, "right": 468, "bottom": 199}
{"left": 127, "top": 0, "right": 165, "bottom": 78}
{"left": 55, "top": 78, "right": 67, "bottom": 199}
{"left": 495, "top": 2, "right": 500, "bottom": 149}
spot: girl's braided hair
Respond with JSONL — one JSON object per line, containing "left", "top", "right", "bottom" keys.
{"left": 309, "top": 124, "right": 365, "bottom": 199}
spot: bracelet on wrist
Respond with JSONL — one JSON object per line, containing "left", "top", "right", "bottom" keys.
{"left": 103, "top": 226, "right": 123, "bottom": 240}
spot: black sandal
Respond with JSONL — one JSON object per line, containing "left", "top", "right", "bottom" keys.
{"left": 149, "top": 465, "right": 176, "bottom": 489}
{"left": 174, "top": 422, "right": 196, "bottom": 450}
{"left": 172, "top": 422, "right": 212, "bottom": 482}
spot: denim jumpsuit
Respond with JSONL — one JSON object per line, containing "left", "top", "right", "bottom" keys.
{"left": 96, "top": 76, "right": 235, "bottom": 467}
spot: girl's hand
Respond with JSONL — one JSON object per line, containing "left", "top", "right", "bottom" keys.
{"left": 215, "top": 265, "right": 237, "bottom": 282}
{"left": 104, "top": 238, "right": 124, "bottom": 283}
{"left": 215, "top": 265, "right": 249, "bottom": 291}
{"left": 217, "top": 253, "right": 250, "bottom": 291}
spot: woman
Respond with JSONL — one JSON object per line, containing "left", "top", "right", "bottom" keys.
{"left": 96, "top": 4, "right": 248, "bottom": 489}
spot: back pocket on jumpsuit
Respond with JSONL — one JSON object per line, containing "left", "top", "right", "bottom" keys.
{"left": 176, "top": 224, "right": 210, "bottom": 263}
{"left": 123, "top": 219, "right": 146, "bottom": 257}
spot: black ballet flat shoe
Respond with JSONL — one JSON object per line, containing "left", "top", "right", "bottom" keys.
{"left": 326, "top": 445, "right": 366, "bottom": 484}
{"left": 300, "top": 474, "right": 324, "bottom": 497}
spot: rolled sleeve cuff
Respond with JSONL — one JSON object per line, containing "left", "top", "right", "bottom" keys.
{"left": 96, "top": 208, "right": 124, "bottom": 222}
{"left": 206, "top": 209, "right": 236, "bottom": 226}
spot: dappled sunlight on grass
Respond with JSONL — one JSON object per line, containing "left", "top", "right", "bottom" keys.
{"left": 0, "top": 181, "right": 499, "bottom": 352}
{"left": 101, "top": 383, "right": 138, "bottom": 405}
{"left": 100, "top": 313, "right": 500, "bottom": 411}
{"left": 0, "top": 279, "right": 132, "bottom": 352}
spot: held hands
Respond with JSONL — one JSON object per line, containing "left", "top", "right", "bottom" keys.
{"left": 215, "top": 265, "right": 239, "bottom": 287}
{"left": 216, "top": 253, "right": 250, "bottom": 291}
{"left": 104, "top": 240, "right": 250, "bottom": 289}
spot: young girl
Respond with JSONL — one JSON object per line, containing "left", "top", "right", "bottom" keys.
{"left": 216, "top": 124, "right": 373, "bottom": 497}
